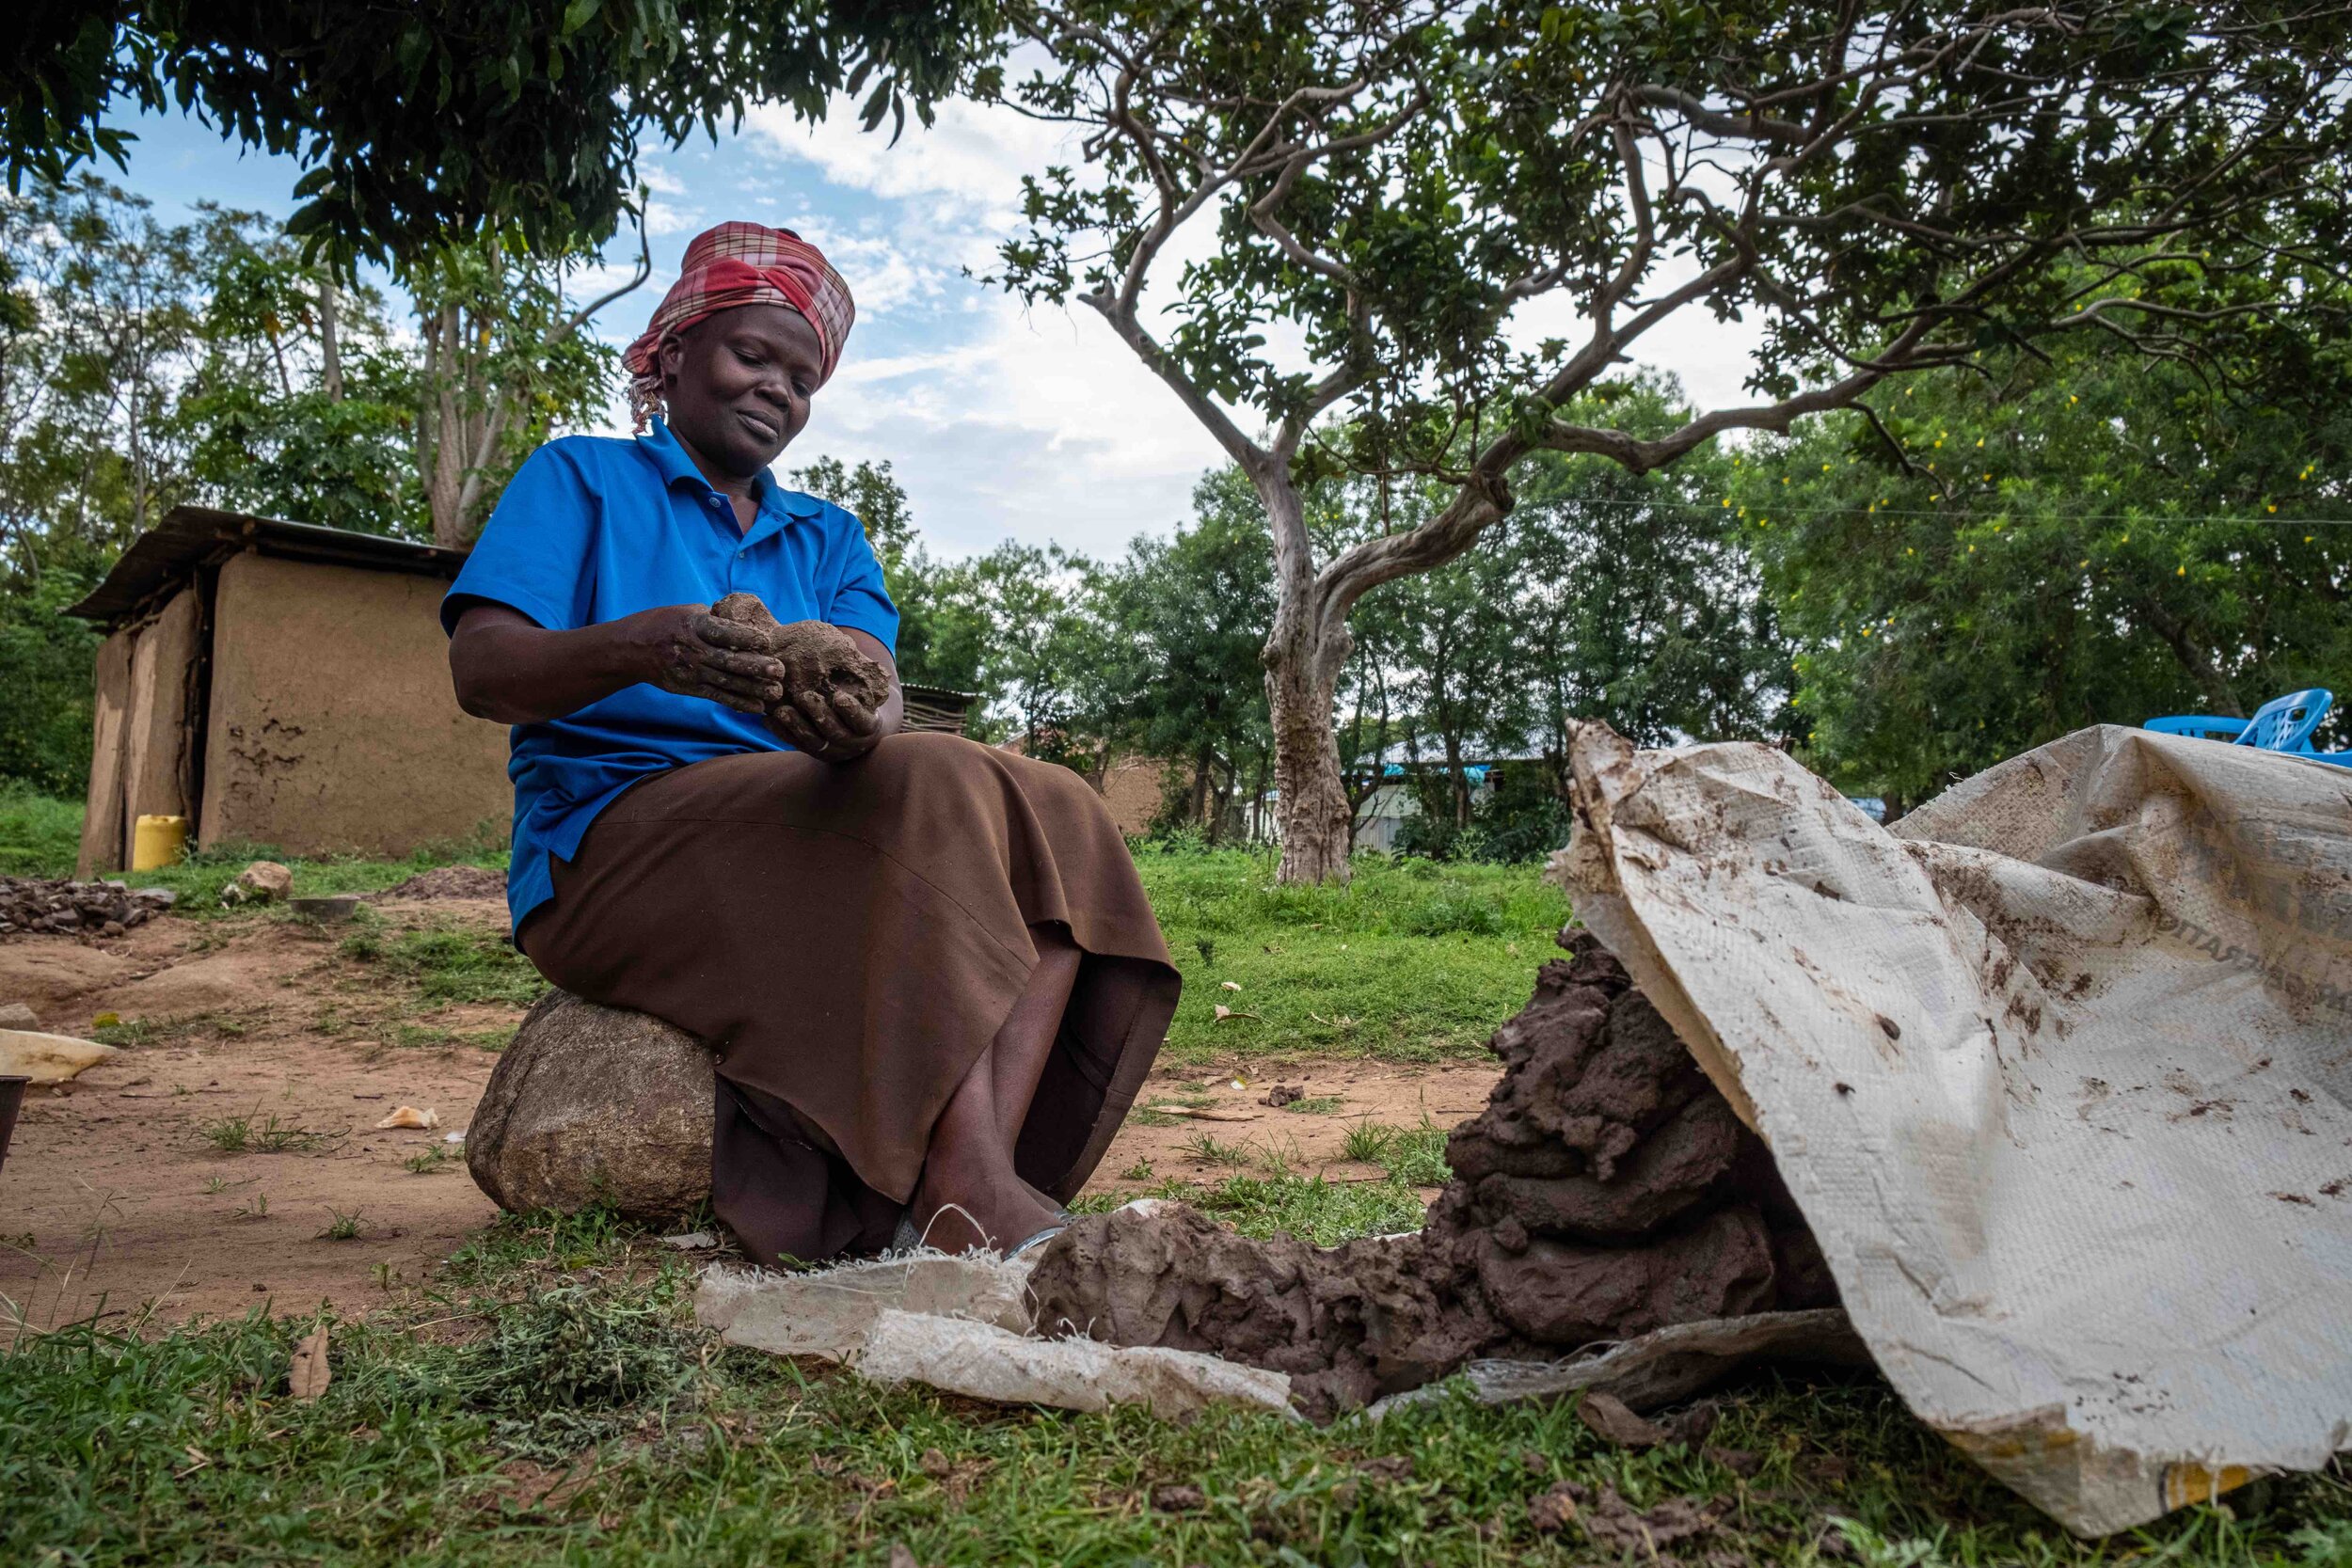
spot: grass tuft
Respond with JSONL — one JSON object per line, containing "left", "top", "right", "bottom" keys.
{"left": 200, "top": 1111, "right": 343, "bottom": 1155}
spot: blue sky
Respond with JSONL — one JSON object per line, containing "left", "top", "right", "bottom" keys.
{"left": 104, "top": 95, "right": 1761, "bottom": 562}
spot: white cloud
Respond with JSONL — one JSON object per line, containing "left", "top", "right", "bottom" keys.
{"left": 798, "top": 292, "right": 1228, "bottom": 559}
{"left": 743, "top": 92, "right": 1072, "bottom": 230}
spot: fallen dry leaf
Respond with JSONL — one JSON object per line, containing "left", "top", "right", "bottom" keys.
{"left": 1211, "top": 1006, "right": 1261, "bottom": 1022}
{"left": 1580, "top": 1390, "right": 1720, "bottom": 1449}
{"left": 373, "top": 1105, "right": 439, "bottom": 1130}
{"left": 1219, "top": 980, "right": 1242, "bottom": 991}
{"left": 1579, "top": 1390, "right": 1671, "bottom": 1448}
{"left": 1151, "top": 1483, "right": 1206, "bottom": 1513}
{"left": 289, "top": 1326, "right": 331, "bottom": 1402}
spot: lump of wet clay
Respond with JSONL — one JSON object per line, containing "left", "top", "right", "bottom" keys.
{"left": 467, "top": 990, "right": 713, "bottom": 1221}
{"left": 1031, "top": 927, "right": 1840, "bottom": 1422}
{"left": 1027, "top": 1203, "right": 1499, "bottom": 1419}
{"left": 710, "top": 593, "right": 893, "bottom": 715}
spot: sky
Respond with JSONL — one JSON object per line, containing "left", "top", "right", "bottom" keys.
{"left": 104, "top": 94, "right": 1764, "bottom": 562}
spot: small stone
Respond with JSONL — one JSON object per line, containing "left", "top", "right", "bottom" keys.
{"left": 230, "top": 862, "right": 294, "bottom": 904}
{"left": 0, "top": 1003, "right": 39, "bottom": 1030}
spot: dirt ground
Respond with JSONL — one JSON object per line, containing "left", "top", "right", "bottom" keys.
{"left": 1, "top": 901, "right": 1495, "bottom": 1336}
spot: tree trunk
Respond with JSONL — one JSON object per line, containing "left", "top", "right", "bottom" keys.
{"left": 1443, "top": 727, "right": 1469, "bottom": 828}
{"left": 1265, "top": 604, "right": 1353, "bottom": 882}
{"left": 1254, "top": 463, "right": 1356, "bottom": 882}
{"left": 1189, "top": 741, "right": 1215, "bottom": 828}
{"left": 2139, "top": 600, "right": 2242, "bottom": 717}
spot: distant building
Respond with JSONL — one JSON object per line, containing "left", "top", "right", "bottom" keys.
{"left": 66, "top": 507, "right": 973, "bottom": 875}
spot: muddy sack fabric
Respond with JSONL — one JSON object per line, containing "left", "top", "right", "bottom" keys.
{"left": 623, "top": 222, "right": 854, "bottom": 425}
{"left": 1553, "top": 722, "right": 2352, "bottom": 1537}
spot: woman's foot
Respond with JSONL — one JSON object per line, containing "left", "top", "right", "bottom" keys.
{"left": 906, "top": 1046, "right": 1062, "bottom": 1253}
{"left": 907, "top": 1159, "right": 1061, "bottom": 1254}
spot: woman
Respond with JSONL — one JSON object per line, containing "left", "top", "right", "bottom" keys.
{"left": 444, "top": 223, "right": 1180, "bottom": 1263}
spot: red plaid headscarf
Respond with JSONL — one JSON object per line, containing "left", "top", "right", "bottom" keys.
{"left": 621, "top": 222, "right": 855, "bottom": 429}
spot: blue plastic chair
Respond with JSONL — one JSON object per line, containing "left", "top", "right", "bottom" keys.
{"left": 2235, "top": 689, "right": 2332, "bottom": 752}
{"left": 2144, "top": 714, "right": 2253, "bottom": 741}
{"left": 2145, "top": 689, "right": 2340, "bottom": 761}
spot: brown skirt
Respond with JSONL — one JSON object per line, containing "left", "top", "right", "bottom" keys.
{"left": 518, "top": 733, "right": 1181, "bottom": 1265}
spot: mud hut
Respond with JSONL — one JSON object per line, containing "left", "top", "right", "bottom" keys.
{"left": 67, "top": 508, "right": 974, "bottom": 876}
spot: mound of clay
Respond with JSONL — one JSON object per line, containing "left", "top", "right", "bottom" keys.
{"left": 466, "top": 990, "right": 713, "bottom": 1220}
{"left": 710, "top": 593, "right": 893, "bottom": 714}
{"left": 1031, "top": 930, "right": 1837, "bottom": 1420}
{"left": 373, "top": 866, "right": 507, "bottom": 901}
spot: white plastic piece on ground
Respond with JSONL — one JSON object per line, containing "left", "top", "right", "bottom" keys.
{"left": 856, "top": 1307, "right": 1296, "bottom": 1420}
{"left": 1552, "top": 721, "right": 2352, "bottom": 1536}
{"left": 696, "top": 1252, "right": 1038, "bottom": 1360}
{"left": 1368, "top": 1308, "right": 1869, "bottom": 1420}
{"left": 0, "top": 1028, "right": 119, "bottom": 1084}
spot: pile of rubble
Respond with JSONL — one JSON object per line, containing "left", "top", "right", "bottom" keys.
{"left": 0, "top": 877, "right": 176, "bottom": 939}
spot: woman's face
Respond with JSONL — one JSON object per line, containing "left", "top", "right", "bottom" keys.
{"left": 658, "top": 304, "right": 824, "bottom": 479}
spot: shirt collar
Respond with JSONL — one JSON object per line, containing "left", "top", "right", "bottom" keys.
{"left": 638, "top": 419, "right": 823, "bottom": 535}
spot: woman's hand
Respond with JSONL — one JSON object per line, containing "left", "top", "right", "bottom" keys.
{"left": 775, "top": 680, "right": 886, "bottom": 763}
{"left": 626, "top": 604, "right": 788, "bottom": 716}
{"left": 699, "top": 611, "right": 890, "bottom": 763}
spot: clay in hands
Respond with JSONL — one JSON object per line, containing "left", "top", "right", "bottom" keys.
{"left": 709, "top": 594, "right": 893, "bottom": 716}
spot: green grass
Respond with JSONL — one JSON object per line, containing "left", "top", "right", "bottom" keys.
{"left": 3, "top": 1209, "right": 2344, "bottom": 1567}
{"left": 1343, "top": 1119, "right": 1454, "bottom": 1185}
{"left": 1134, "top": 848, "right": 1569, "bottom": 1065}
{"left": 340, "top": 922, "right": 548, "bottom": 1007}
{"left": 0, "top": 784, "right": 507, "bottom": 907}
{"left": 0, "top": 783, "right": 83, "bottom": 877}
{"left": 199, "top": 1110, "right": 345, "bottom": 1155}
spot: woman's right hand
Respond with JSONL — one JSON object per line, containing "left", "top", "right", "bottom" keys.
{"left": 624, "top": 604, "right": 788, "bottom": 716}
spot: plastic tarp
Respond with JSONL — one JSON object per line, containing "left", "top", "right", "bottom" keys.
{"left": 1553, "top": 721, "right": 2352, "bottom": 1535}
{"left": 694, "top": 1250, "right": 1296, "bottom": 1421}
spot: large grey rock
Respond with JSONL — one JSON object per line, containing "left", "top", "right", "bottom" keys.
{"left": 466, "top": 990, "right": 713, "bottom": 1220}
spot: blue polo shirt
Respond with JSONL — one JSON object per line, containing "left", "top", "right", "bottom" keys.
{"left": 442, "top": 420, "right": 899, "bottom": 930}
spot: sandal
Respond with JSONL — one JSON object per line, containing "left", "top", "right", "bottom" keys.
{"left": 1004, "top": 1223, "right": 1067, "bottom": 1260}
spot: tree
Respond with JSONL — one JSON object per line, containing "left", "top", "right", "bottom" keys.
{"left": 8, "top": 2, "right": 999, "bottom": 264}
{"left": 407, "top": 230, "right": 647, "bottom": 546}
{"left": 172, "top": 209, "right": 425, "bottom": 535}
{"left": 786, "top": 453, "right": 994, "bottom": 694}
{"left": 1496, "top": 388, "right": 1795, "bottom": 768}
{"left": 991, "top": 0, "right": 2352, "bottom": 880}
{"left": 1739, "top": 325, "right": 2352, "bottom": 813}
{"left": 1083, "top": 467, "right": 1276, "bottom": 838}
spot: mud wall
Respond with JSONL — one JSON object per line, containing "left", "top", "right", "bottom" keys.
{"left": 199, "top": 551, "right": 509, "bottom": 858}
{"left": 122, "top": 587, "right": 203, "bottom": 838}
{"left": 1097, "top": 758, "right": 1167, "bottom": 837}
{"left": 76, "top": 630, "right": 135, "bottom": 877}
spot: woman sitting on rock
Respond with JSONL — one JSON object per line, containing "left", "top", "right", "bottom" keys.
{"left": 443, "top": 222, "right": 1179, "bottom": 1263}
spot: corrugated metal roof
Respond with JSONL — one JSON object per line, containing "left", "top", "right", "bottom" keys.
{"left": 65, "top": 507, "right": 464, "bottom": 626}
